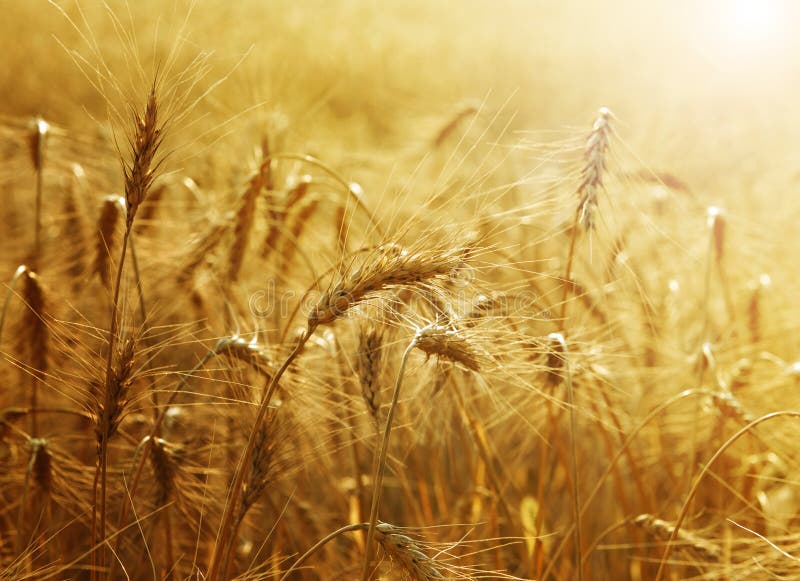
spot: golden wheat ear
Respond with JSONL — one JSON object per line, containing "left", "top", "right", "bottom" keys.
{"left": 123, "top": 84, "right": 164, "bottom": 227}
{"left": 93, "top": 196, "right": 123, "bottom": 291}
{"left": 28, "top": 117, "right": 49, "bottom": 269}
{"left": 357, "top": 323, "right": 385, "bottom": 426}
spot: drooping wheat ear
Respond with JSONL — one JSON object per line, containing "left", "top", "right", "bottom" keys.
{"left": 634, "top": 514, "right": 720, "bottom": 563}
{"left": 228, "top": 163, "right": 270, "bottom": 281}
{"left": 177, "top": 221, "right": 228, "bottom": 284}
{"left": 308, "top": 243, "right": 472, "bottom": 331}
{"left": 123, "top": 84, "right": 162, "bottom": 227}
{"left": 279, "top": 521, "right": 444, "bottom": 581}
{"left": 576, "top": 107, "right": 613, "bottom": 231}
{"left": 747, "top": 273, "right": 771, "bottom": 344}
{"left": 28, "top": 117, "right": 49, "bottom": 268}
{"left": 94, "top": 196, "right": 123, "bottom": 290}
{"left": 19, "top": 270, "right": 48, "bottom": 437}
{"left": 415, "top": 323, "right": 481, "bottom": 372}
{"left": 373, "top": 522, "right": 445, "bottom": 580}
{"left": 220, "top": 335, "right": 275, "bottom": 380}
{"left": 357, "top": 323, "right": 384, "bottom": 424}
{"left": 149, "top": 437, "right": 176, "bottom": 508}
{"left": 212, "top": 244, "right": 473, "bottom": 579}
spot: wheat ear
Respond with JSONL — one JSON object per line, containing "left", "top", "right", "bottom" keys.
{"left": 28, "top": 117, "right": 49, "bottom": 269}
{"left": 281, "top": 522, "right": 444, "bottom": 580}
{"left": 19, "top": 270, "right": 48, "bottom": 437}
{"left": 93, "top": 196, "right": 123, "bottom": 290}
{"left": 63, "top": 165, "right": 88, "bottom": 287}
{"left": 149, "top": 437, "right": 176, "bottom": 578}
{"left": 228, "top": 163, "right": 269, "bottom": 281}
{"left": 560, "top": 107, "right": 613, "bottom": 325}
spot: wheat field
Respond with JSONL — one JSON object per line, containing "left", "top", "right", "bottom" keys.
{"left": 2, "top": 1, "right": 800, "bottom": 579}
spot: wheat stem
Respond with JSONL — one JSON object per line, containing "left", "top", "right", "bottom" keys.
{"left": 361, "top": 335, "right": 417, "bottom": 581}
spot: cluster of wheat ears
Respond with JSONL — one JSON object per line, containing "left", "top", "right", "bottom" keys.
{"left": 1, "top": 3, "right": 799, "bottom": 581}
